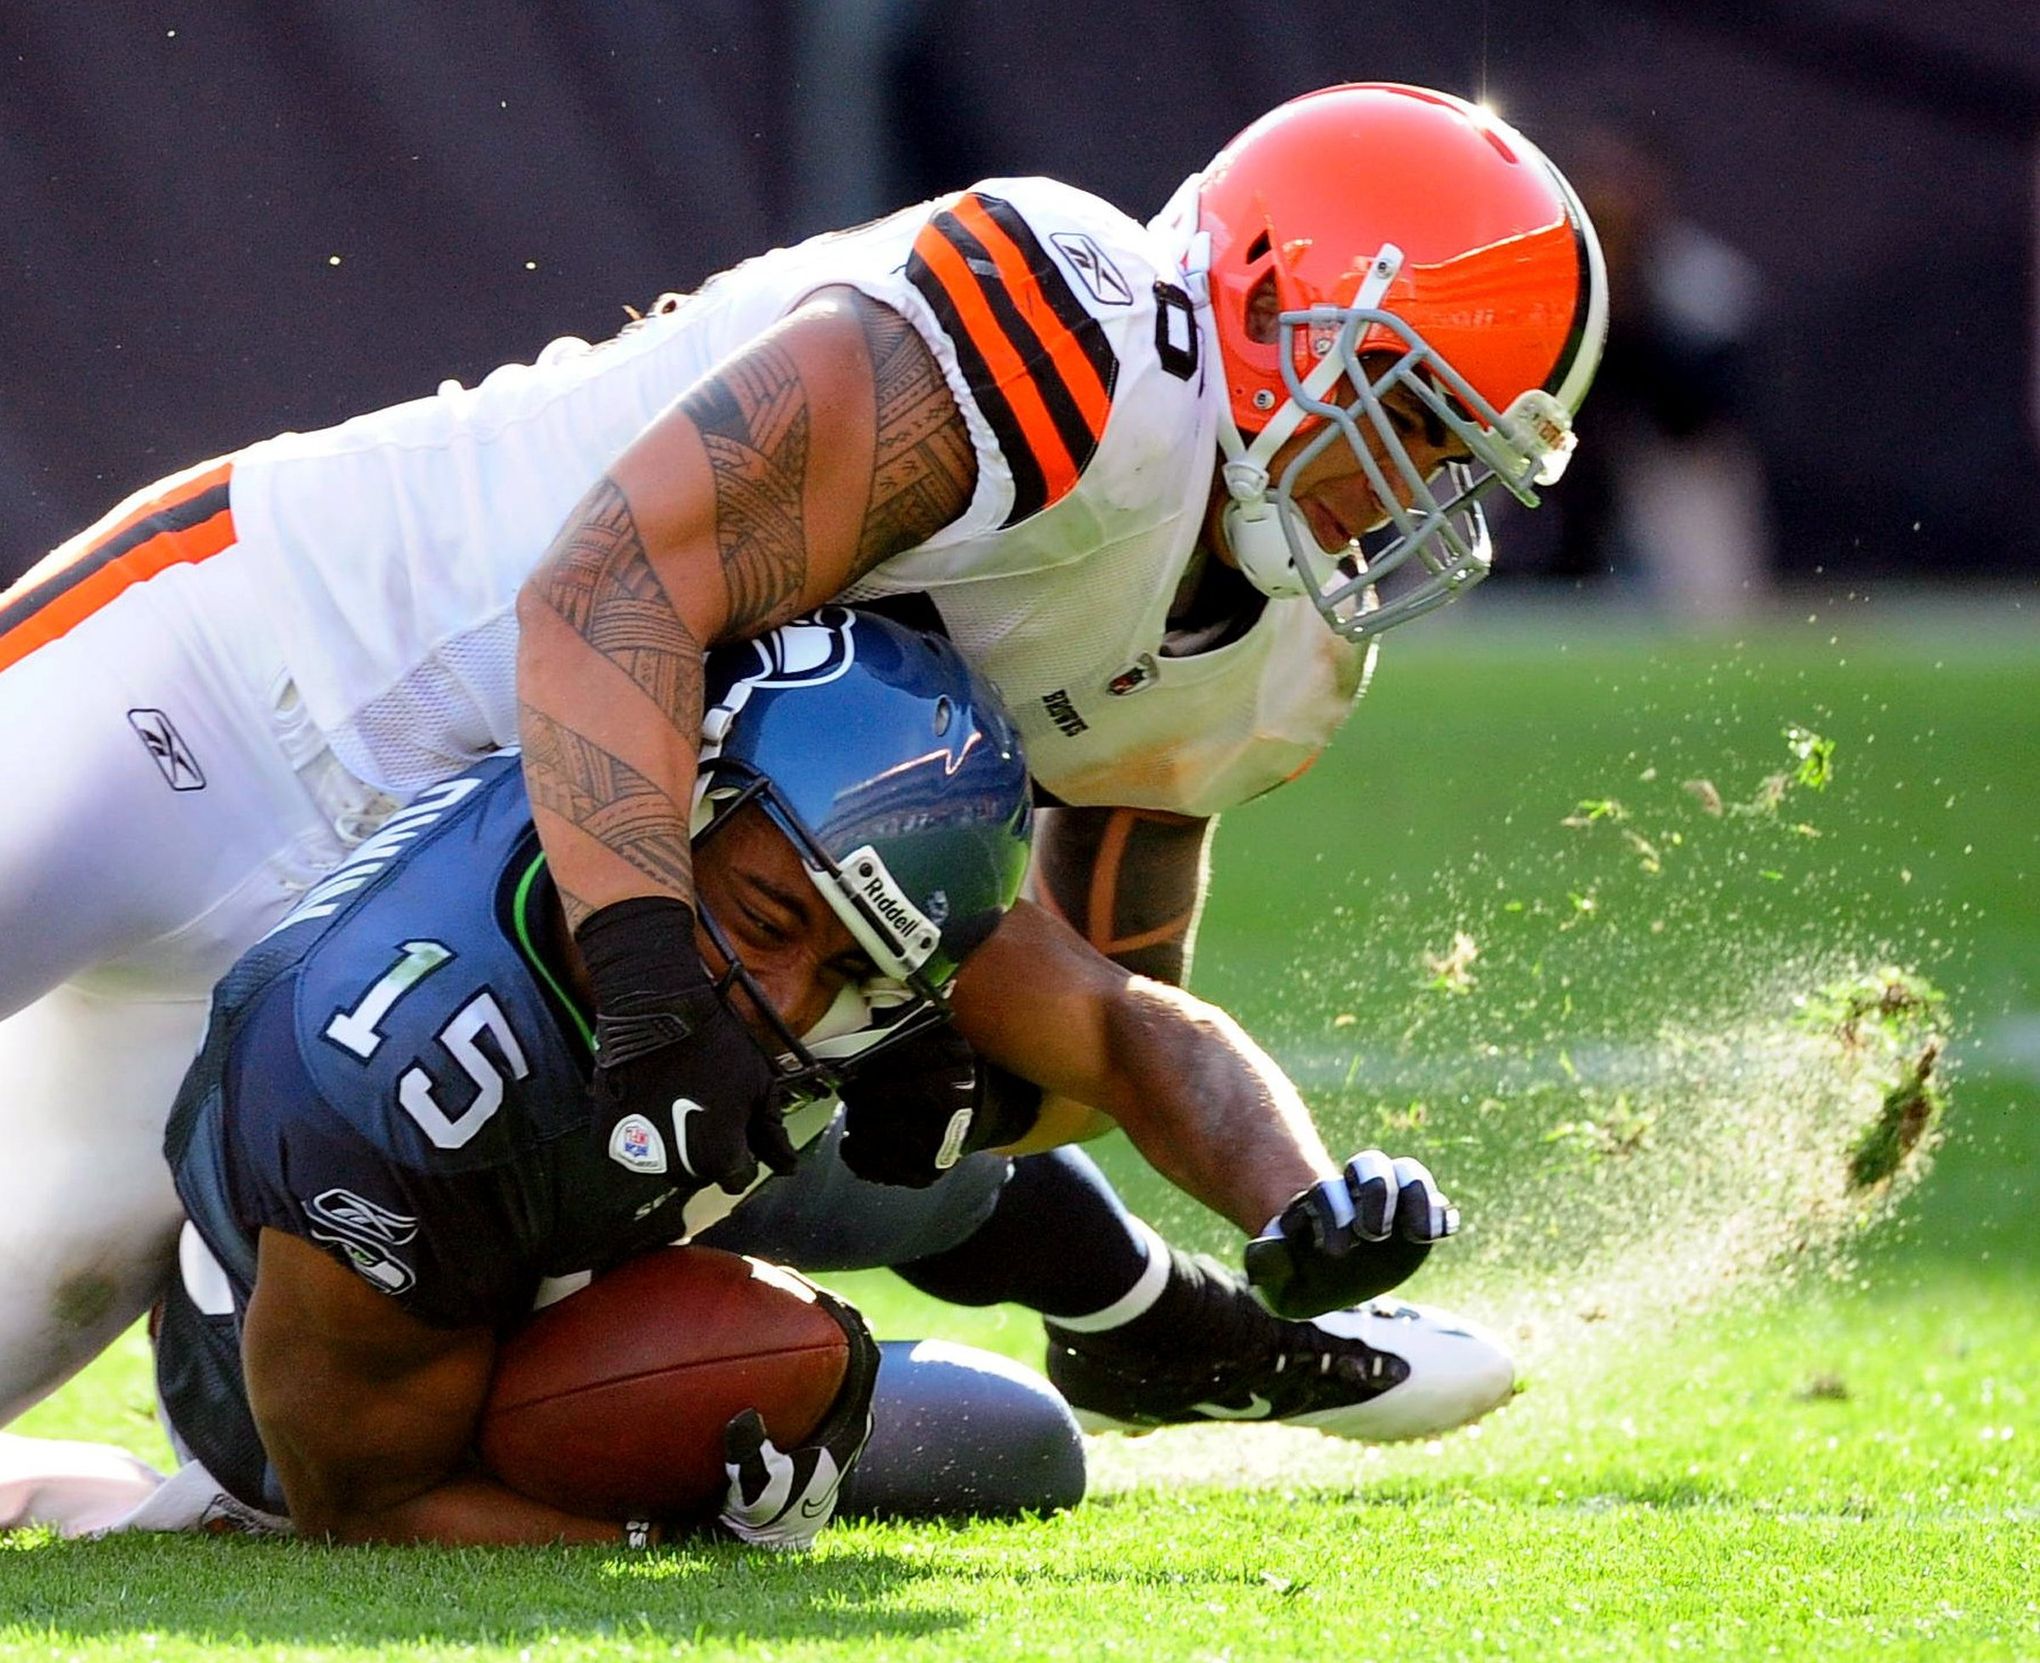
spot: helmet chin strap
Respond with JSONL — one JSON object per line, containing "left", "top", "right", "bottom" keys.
{"left": 1215, "top": 347, "right": 1343, "bottom": 601}
{"left": 1216, "top": 245, "right": 1404, "bottom": 603}
{"left": 1219, "top": 478, "right": 1308, "bottom": 600}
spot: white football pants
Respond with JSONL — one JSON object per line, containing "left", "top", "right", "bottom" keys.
{"left": 0, "top": 514, "right": 396, "bottom": 1423}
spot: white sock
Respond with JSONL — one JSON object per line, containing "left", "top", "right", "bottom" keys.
{"left": 1047, "top": 1217, "right": 1173, "bottom": 1334}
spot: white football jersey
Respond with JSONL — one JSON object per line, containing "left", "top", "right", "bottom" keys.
{"left": 225, "top": 176, "right": 1367, "bottom": 816}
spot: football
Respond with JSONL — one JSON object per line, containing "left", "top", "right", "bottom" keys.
{"left": 478, "top": 1246, "right": 850, "bottom": 1521}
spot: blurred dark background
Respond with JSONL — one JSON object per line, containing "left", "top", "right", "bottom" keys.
{"left": 4, "top": 0, "right": 2037, "bottom": 604}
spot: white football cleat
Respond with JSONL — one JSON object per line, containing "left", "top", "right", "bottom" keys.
{"left": 1045, "top": 1254, "right": 1514, "bottom": 1442}
{"left": 1282, "top": 1299, "right": 1516, "bottom": 1442}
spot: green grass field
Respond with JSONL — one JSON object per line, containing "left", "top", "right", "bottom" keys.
{"left": 6, "top": 600, "right": 2036, "bottom": 1660}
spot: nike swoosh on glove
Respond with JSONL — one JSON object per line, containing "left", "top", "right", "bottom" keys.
{"left": 716, "top": 1278, "right": 879, "bottom": 1550}
{"left": 1243, "top": 1151, "right": 1461, "bottom": 1320}
{"left": 578, "top": 897, "right": 794, "bottom": 1195}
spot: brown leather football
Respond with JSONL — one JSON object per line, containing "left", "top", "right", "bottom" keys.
{"left": 478, "top": 1246, "right": 849, "bottom": 1521}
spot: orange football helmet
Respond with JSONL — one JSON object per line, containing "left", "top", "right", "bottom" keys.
{"left": 1153, "top": 83, "right": 1607, "bottom": 637}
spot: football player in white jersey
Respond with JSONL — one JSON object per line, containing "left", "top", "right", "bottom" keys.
{"left": 0, "top": 84, "right": 1604, "bottom": 1419}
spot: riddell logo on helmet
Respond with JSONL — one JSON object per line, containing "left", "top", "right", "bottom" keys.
{"left": 840, "top": 845, "right": 939, "bottom": 970}
{"left": 859, "top": 872, "right": 922, "bottom": 938}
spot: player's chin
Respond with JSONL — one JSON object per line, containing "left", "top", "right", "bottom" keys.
{"left": 1302, "top": 1300, "right": 1516, "bottom": 1443}
{"left": 1300, "top": 498, "right": 1351, "bottom": 553}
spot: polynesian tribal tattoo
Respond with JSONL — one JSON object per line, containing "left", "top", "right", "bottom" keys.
{"left": 521, "top": 476, "right": 703, "bottom": 923}
{"left": 519, "top": 708, "right": 696, "bottom": 926}
{"left": 850, "top": 296, "right": 976, "bottom": 567}
{"left": 531, "top": 477, "right": 704, "bottom": 717}
{"left": 678, "top": 345, "right": 815, "bottom": 634}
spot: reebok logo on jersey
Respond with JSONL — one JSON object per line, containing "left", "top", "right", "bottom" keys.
{"left": 1051, "top": 232, "right": 1133, "bottom": 306}
{"left": 306, "top": 1188, "right": 417, "bottom": 1245}
{"left": 609, "top": 1113, "right": 668, "bottom": 1175}
{"left": 304, "top": 1187, "right": 419, "bottom": 1295}
{"left": 1042, "top": 689, "right": 1088, "bottom": 737}
{"left": 127, "top": 708, "right": 206, "bottom": 791}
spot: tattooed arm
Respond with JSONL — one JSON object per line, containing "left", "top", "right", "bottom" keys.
{"left": 515, "top": 289, "right": 975, "bottom": 925}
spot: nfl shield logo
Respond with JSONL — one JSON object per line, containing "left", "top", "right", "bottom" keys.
{"left": 1108, "top": 655, "right": 1157, "bottom": 697}
{"left": 608, "top": 1112, "right": 668, "bottom": 1175}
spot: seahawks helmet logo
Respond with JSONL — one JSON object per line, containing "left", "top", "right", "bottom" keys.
{"left": 701, "top": 610, "right": 861, "bottom": 761}
{"left": 737, "top": 607, "right": 857, "bottom": 690}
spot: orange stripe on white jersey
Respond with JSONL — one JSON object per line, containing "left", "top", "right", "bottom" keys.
{"left": 0, "top": 460, "right": 236, "bottom": 675}
{"left": 904, "top": 193, "right": 1119, "bottom": 526}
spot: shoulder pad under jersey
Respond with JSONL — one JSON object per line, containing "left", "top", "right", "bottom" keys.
{"left": 285, "top": 759, "right": 587, "bottom": 1173}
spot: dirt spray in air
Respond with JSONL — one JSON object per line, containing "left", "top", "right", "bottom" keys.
{"left": 1094, "top": 724, "right": 1951, "bottom": 1491}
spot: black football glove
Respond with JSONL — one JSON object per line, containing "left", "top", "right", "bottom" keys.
{"left": 577, "top": 897, "right": 797, "bottom": 1195}
{"left": 1243, "top": 1150, "right": 1460, "bottom": 1320}
{"left": 835, "top": 1021, "right": 985, "bottom": 1189}
{"left": 715, "top": 1277, "right": 879, "bottom": 1550}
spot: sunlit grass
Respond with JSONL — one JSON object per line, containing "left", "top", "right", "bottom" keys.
{"left": 6, "top": 612, "right": 2035, "bottom": 1660}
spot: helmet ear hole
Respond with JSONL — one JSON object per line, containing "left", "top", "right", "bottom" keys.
{"left": 1244, "top": 229, "right": 1271, "bottom": 263}
{"left": 1245, "top": 273, "right": 1280, "bottom": 345}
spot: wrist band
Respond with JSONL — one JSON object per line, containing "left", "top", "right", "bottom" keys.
{"left": 576, "top": 896, "right": 704, "bottom": 1003}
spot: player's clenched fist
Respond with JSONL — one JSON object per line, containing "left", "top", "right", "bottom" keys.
{"left": 837, "top": 1021, "right": 984, "bottom": 1188}
{"left": 1242, "top": 1151, "right": 1460, "bottom": 1320}
{"left": 579, "top": 897, "right": 795, "bottom": 1194}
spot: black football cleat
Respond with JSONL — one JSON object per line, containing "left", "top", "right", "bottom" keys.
{"left": 1045, "top": 1256, "right": 1514, "bottom": 1442}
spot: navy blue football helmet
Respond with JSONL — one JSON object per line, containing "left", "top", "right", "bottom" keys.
{"left": 692, "top": 606, "right": 1032, "bottom": 1086}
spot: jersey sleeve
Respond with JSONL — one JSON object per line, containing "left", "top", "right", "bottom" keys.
{"left": 225, "top": 978, "right": 539, "bottom": 1332}
{"left": 901, "top": 186, "right": 1124, "bottom": 529}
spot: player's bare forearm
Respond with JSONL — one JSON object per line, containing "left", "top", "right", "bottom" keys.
{"left": 309, "top": 1470, "right": 632, "bottom": 1547}
{"left": 246, "top": 1230, "right": 631, "bottom": 1547}
{"left": 1031, "top": 805, "right": 1215, "bottom": 986}
{"left": 952, "top": 903, "right": 1335, "bottom": 1234}
{"left": 1096, "top": 979, "right": 1336, "bottom": 1232}
{"left": 1017, "top": 810, "right": 1332, "bottom": 1224}
{"left": 513, "top": 290, "right": 972, "bottom": 926}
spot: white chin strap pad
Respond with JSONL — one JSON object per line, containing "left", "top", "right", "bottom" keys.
{"left": 1223, "top": 496, "right": 1309, "bottom": 600}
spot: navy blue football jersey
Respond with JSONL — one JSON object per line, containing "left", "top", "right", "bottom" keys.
{"left": 163, "top": 754, "right": 710, "bottom": 1338}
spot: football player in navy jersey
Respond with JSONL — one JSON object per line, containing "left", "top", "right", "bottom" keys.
{"left": 0, "top": 608, "right": 1503, "bottom": 1546}
{"left": 149, "top": 611, "right": 1055, "bottom": 1548}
